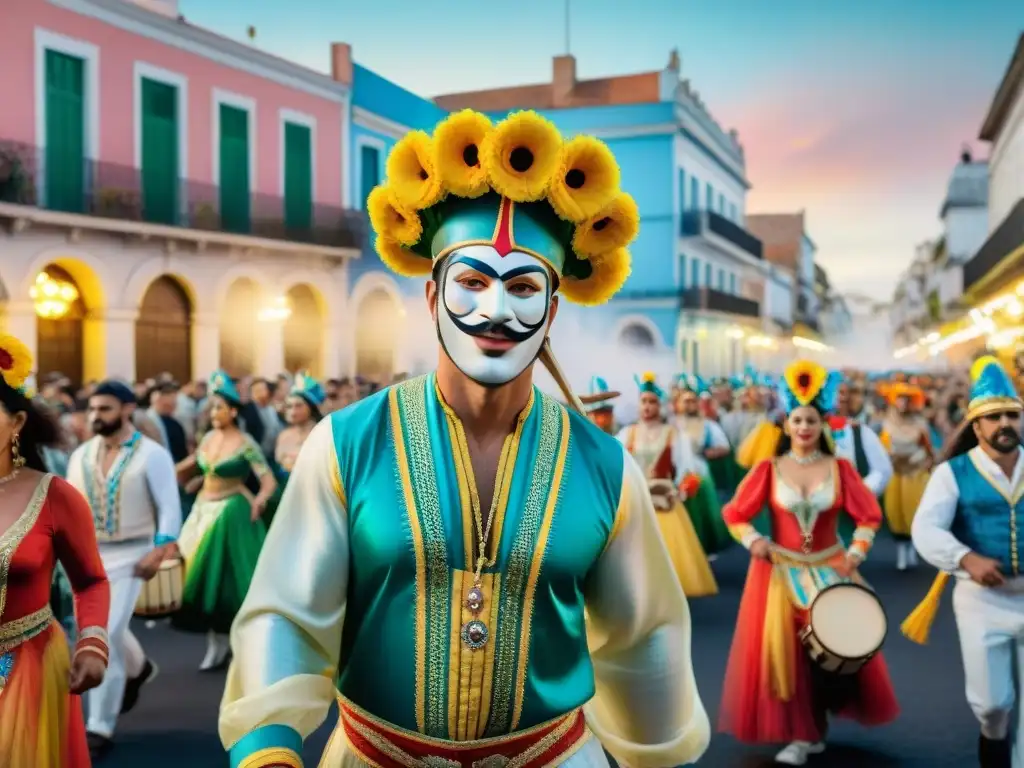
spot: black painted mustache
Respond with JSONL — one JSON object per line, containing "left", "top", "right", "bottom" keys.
{"left": 448, "top": 314, "right": 540, "bottom": 344}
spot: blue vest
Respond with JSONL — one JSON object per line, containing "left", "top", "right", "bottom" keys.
{"left": 949, "top": 452, "right": 1023, "bottom": 575}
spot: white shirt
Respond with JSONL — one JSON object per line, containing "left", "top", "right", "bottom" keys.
{"left": 616, "top": 422, "right": 699, "bottom": 485}
{"left": 912, "top": 446, "right": 1024, "bottom": 576}
{"left": 833, "top": 423, "right": 893, "bottom": 497}
{"left": 673, "top": 416, "right": 729, "bottom": 478}
{"left": 67, "top": 433, "right": 182, "bottom": 562}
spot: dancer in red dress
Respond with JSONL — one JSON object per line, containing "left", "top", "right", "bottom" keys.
{"left": 718, "top": 359, "right": 899, "bottom": 765}
{"left": 0, "top": 334, "right": 111, "bottom": 767}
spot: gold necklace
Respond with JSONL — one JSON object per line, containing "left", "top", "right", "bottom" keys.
{"left": 457, "top": 430, "right": 515, "bottom": 651}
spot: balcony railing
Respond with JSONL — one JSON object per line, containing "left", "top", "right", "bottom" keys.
{"left": 0, "top": 140, "right": 365, "bottom": 250}
{"left": 681, "top": 287, "right": 760, "bottom": 318}
{"left": 681, "top": 209, "right": 763, "bottom": 260}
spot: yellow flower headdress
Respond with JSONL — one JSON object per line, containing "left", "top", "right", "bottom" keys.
{"left": 0, "top": 334, "right": 33, "bottom": 392}
{"left": 367, "top": 109, "right": 638, "bottom": 306}
{"left": 779, "top": 360, "right": 840, "bottom": 414}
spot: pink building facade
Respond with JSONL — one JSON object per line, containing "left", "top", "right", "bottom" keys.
{"left": 0, "top": 0, "right": 361, "bottom": 384}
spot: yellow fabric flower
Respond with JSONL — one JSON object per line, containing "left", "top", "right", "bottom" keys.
{"left": 571, "top": 193, "right": 640, "bottom": 258}
{"left": 385, "top": 131, "right": 445, "bottom": 211}
{"left": 480, "top": 111, "right": 562, "bottom": 202}
{"left": 0, "top": 334, "right": 33, "bottom": 391}
{"left": 366, "top": 185, "right": 423, "bottom": 246}
{"left": 375, "top": 236, "right": 433, "bottom": 278}
{"left": 433, "top": 110, "right": 493, "bottom": 199}
{"left": 783, "top": 360, "right": 827, "bottom": 407}
{"left": 547, "top": 136, "right": 621, "bottom": 223}
{"left": 559, "top": 248, "right": 632, "bottom": 307}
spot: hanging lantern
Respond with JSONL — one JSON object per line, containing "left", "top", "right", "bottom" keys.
{"left": 29, "top": 272, "right": 78, "bottom": 319}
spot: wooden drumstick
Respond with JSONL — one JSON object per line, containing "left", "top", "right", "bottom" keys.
{"left": 538, "top": 338, "right": 586, "bottom": 415}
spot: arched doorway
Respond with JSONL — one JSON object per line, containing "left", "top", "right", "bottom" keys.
{"left": 619, "top": 322, "right": 656, "bottom": 348}
{"left": 283, "top": 284, "right": 322, "bottom": 375}
{"left": 135, "top": 276, "right": 192, "bottom": 384}
{"left": 219, "top": 278, "right": 259, "bottom": 377}
{"left": 35, "top": 265, "right": 86, "bottom": 386}
{"left": 355, "top": 289, "right": 398, "bottom": 382}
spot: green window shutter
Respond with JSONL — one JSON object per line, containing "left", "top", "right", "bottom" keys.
{"left": 44, "top": 50, "right": 85, "bottom": 213}
{"left": 219, "top": 104, "right": 250, "bottom": 234}
{"left": 359, "top": 144, "right": 380, "bottom": 206}
{"left": 141, "top": 78, "right": 179, "bottom": 225}
{"left": 283, "top": 121, "right": 312, "bottom": 233}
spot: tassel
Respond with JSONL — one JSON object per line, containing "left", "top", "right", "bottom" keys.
{"left": 900, "top": 571, "right": 951, "bottom": 645}
{"left": 538, "top": 338, "right": 586, "bottom": 415}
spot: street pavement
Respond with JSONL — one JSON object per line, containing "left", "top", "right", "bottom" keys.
{"left": 102, "top": 537, "right": 978, "bottom": 767}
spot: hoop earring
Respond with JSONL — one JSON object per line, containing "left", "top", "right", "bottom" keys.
{"left": 11, "top": 433, "right": 25, "bottom": 469}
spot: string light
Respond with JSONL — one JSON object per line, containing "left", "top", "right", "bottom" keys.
{"left": 29, "top": 273, "right": 78, "bottom": 319}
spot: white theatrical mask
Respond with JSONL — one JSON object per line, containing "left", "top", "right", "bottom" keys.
{"left": 437, "top": 244, "right": 552, "bottom": 387}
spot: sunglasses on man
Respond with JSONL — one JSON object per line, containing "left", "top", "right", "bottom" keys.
{"left": 981, "top": 411, "right": 1022, "bottom": 422}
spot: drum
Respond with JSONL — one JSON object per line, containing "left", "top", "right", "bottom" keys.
{"left": 134, "top": 558, "right": 184, "bottom": 618}
{"left": 647, "top": 479, "right": 677, "bottom": 511}
{"left": 799, "top": 582, "right": 887, "bottom": 675}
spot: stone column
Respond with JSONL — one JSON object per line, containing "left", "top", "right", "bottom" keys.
{"left": 256, "top": 318, "right": 285, "bottom": 377}
{"left": 87, "top": 307, "right": 138, "bottom": 382}
{"left": 1, "top": 301, "right": 39, "bottom": 363}
{"left": 191, "top": 312, "right": 221, "bottom": 382}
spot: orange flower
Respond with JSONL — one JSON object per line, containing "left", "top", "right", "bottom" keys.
{"left": 680, "top": 473, "right": 702, "bottom": 499}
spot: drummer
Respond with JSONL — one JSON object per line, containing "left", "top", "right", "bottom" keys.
{"left": 66, "top": 380, "right": 182, "bottom": 760}
{"left": 718, "top": 359, "right": 899, "bottom": 766}
{"left": 579, "top": 375, "right": 620, "bottom": 434}
{"left": 906, "top": 356, "right": 1024, "bottom": 768}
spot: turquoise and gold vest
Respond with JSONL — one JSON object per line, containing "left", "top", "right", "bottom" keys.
{"left": 330, "top": 374, "right": 625, "bottom": 740}
{"left": 949, "top": 452, "right": 1022, "bottom": 575}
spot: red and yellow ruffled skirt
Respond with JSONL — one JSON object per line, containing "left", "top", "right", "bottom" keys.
{"left": 0, "top": 614, "right": 90, "bottom": 768}
{"left": 717, "top": 558, "right": 899, "bottom": 744}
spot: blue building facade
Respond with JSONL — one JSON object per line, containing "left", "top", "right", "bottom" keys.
{"left": 346, "top": 52, "right": 787, "bottom": 379}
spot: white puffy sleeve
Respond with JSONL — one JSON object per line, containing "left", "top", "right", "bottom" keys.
{"left": 583, "top": 447, "right": 710, "bottom": 767}
{"left": 218, "top": 418, "right": 348, "bottom": 768}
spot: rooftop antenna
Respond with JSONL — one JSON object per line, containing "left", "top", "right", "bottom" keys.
{"left": 564, "top": 0, "right": 571, "bottom": 55}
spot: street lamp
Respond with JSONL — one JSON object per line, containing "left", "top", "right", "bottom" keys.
{"left": 29, "top": 272, "right": 78, "bottom": 319}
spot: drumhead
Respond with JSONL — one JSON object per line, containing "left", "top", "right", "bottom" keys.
{"left": 809, "top": 583, "right": 887, "bottom": 658}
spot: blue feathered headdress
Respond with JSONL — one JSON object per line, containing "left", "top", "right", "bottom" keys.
{"left": 777, "top": 360, "right": 841, "bottom": 415}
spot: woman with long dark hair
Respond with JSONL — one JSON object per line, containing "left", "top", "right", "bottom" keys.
{"left": 264, "top": 372, "right": 325, "bottom": 527}
{"left": 173, "top": 370, "right": 276, "bottom": 671}
{"left": 718, "top": 359, "right": 899, "bottom": 765}
{"left": 0, "top": 334, "right": 110, "bottom": 766}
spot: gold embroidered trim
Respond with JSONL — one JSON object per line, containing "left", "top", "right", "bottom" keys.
{"left": 0, "top": 474, "right": 51, "bottom": 622}
{"left": 487, "top": 394, "right": 563, "bottom": 735}
{"left": 339, "top": 696, "right": 585, "bottom": 753}
{"left": 395, "top": 376, "right": 451, "bottom": 737}
{"left": 0, "top": 604, "right": 54, "bottom": 653}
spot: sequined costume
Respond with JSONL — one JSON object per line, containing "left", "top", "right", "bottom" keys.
{"left": 220, "top": 111, "right": 709, "bottom": 768}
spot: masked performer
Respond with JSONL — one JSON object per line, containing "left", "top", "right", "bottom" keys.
{"left": 904, "top": 356, "right": 1024, "bottom": 768}
{"left": 719, "top": 359, "right": 899, "bottom": 766}
{"left": 265, "top": 372, "right": 325, "bottom": 528}
{"left": 881, "top": 382, "right": 934, "bottom": 570}
{"left": 219, "top": 110, "right": 710, "bottom": 768}
{"left": 671, "top": 376, "right": 733, "bottom": 555}
{"left": 0, "top": 334, "right": 110, "bottom": 767}
{"left": 579, "top": 376, "right": 619, "bottom": 435}
{"left": 618, "top": 373, "right": 718, "bottom": 597}
{"left": 66, "top": 380, "right": 182, "bottom": 759}
{"left": 174, "top": 371, "right": 276, "bottom": 671}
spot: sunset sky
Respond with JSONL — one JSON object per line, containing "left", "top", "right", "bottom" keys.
{"left": 180, "top": 0, "right": 1021, "bottom": 302}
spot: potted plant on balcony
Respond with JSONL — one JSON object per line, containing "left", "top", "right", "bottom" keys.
{"left": 191, "top": 203, "right": 219, "bottom": 230}
{"left": 0, "top": 147, "right": 35, "bottom": 204}
{"left": 95, "top": 187, "right": 141, "bottom": 219}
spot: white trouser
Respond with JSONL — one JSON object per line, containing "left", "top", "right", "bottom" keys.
{"left": 85, "top": 569, "right": 144, "bottom": 737}
{"left": 953, "top": 577, "right": 1024, "bottom": 767}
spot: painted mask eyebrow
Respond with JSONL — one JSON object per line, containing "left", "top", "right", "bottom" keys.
{"left": 450, "top": 255, "right": 549, "bottom": 282}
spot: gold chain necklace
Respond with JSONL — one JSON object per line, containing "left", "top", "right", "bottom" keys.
{"left": 458, "top": 432, "right": 515, "bottom": 651}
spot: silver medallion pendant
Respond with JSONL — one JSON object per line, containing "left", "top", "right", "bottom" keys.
{"left": 465, "top": 585, "right": 484, "bottom": 614}
{"left": 461, "top": 619, "right": 489, "bottom": 650}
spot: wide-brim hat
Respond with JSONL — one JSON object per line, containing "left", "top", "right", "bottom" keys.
{"left": 579, "top": 390, "right": 620, "bottom": 411}
{"left": 966, "top": 355, "right": 1023, "bottom": 422}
